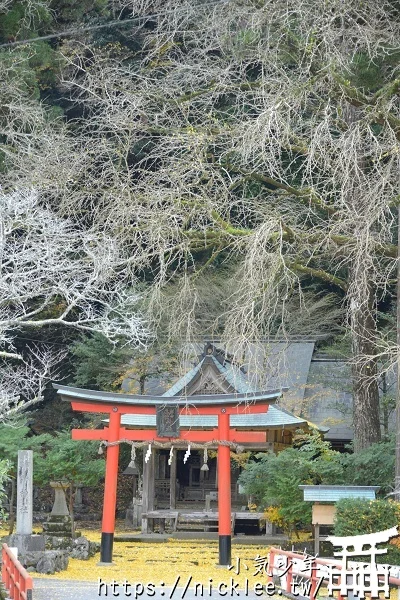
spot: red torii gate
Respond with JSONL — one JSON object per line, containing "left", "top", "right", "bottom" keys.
{"left": 54, "top": 385, "right": 281, "bottom": 566}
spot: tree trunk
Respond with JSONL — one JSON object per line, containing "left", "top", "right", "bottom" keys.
{"left": 344, "top": 101, "right": 381, "bottom": 453}
{"left": 395, "top": 204, "right": 400, "bottom": 500}
{"left": 350, "top": 279, "right": 381, "bottom": 452}
{"left": 68, "top": 483, "right": 75, "bottom": 538}
{"left": 8, "top": 475, "right": 16, "bottom": 535}
{"left": 381, "top": 373, "right": 389, "bottom": 440}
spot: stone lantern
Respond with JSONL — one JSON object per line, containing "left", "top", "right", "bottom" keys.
{"left": 42, "top": 482, "right": 73, "bottom": 538}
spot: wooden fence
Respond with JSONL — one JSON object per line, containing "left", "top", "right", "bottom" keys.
{"left": 1, "top": 543, "right": 33, "bottom": 600}
{"left": 268, "top": 546, "right": 400, "bottom": 600}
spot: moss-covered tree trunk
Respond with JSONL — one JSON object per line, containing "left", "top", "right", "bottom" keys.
{"left": 349, "top": 268, "right": 381, "bottom": 452}
{"left": 68, "top": 484, "right": 75, "bottom": 538}
{"left": 7, "top": 476, "right": 15, "bottom": 535}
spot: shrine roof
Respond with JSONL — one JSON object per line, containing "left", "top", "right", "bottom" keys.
{"left": 209, "top": 355, "right": 256, "bottom": 394}
{"left": 299, "top": 485, "right": 380, "bottom": 502}
{"left": 118, "top": 404, "right": 306, "bottom": 429}
{"left": 161, "top": 358, "right": 206, "bottom": 397}
{"left": 162, "top": 351, "right": 257, "bottom": 397}
{"left": 53, "top": 384, "right": 282, "bottom": 406}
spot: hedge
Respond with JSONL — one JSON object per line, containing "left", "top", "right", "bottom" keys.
{"left": 334, "top": 498, "right": 400, "bottom": 565}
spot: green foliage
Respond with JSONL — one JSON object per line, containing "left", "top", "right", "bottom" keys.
{"left": 0, "top": 2, "right": 52, "bottom": 41}
{"left": 334, "top": 498, "right": 400, "bottom": 564}
{"left": 49, "top": 0, "right": 109, "bottom": 23}
{"left": 341, "top": 436, "right": 395, "bottom": 495}
{"left": 0, "top": 458, "right": 10, "bottom": 525}
{"left": 0, "top": 45, "right": 63, "bottom": 107}
{"left": 31, "top": 430, "right": 105, "bottom": 488}
{"left": 0, "top": 4, "right": 26, "bottom": 39}
{"left": 0, "top": 420, "right": 50, "bottom": 532}
{"left": 0, "top": 0, "right": 103, "bottom": 100}
{"left": 0, "top": 50, "right": 40, "bottom": 99}
{"left": 228, "top": 28, "right": 262, "bottom": 59}
{"left": 334, "top": 498, "right": 398, "bottom": 536}
{"left": 238, "top": 430, "right": 395, "bottom": 536}
{"left": 321, "top": 333, "right": 352, "bottom": 359}
{"left": 348, "top": 53, "right": 385, "bottom": 92}
{"left": 238, "top": 430, "right": 345, "bottom": 532}
{"left": 26, "top": 41, "right": 63, "bottom": 89}
{"left": 0, "top": 0, "right": 108, "bottom": 41}
{"left": 0, "top": 422, "right": 104, "bottom": 488}
{"left": 0, "top": 0, "right": 59, "bottom": 95}
{"left": 70, "top": 332, "right": 178, "bottom": 393}
{"left": 0, "top": 422, "right": 105, "bottom": 535}
{"left": 238, "top": 449, "right": 312, "bottom": 531}
{"left": 0, "top": 421, "right": 32, "bottom": 464}
{"left": 28, "top": 430, "right": 105, "bottom": 536}
{"left": 347, "top": 49, "right": 400, "bottom": 93}
{"left": 70, "top": 333, "right": 134, "bottom": 390}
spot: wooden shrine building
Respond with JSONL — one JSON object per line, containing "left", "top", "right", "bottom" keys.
{"left": 119, "top": 343, "right": 308, "bottom": 511}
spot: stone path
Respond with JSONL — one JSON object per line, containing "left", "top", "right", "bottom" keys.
{"left": 32, "top": 579, "right": 270, "bottom": 599}
{"left": 33, "top": 579, "right": 95, "bottom": 600}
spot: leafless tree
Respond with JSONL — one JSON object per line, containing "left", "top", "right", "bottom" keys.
{"left": 0, "top": 189, "right": 147, "bottom": 420}
{"left": 1, "top": 0, "right": 400, "bottom": 451}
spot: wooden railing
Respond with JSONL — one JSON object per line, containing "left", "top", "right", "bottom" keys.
{"left": 155, "top": 479, "right": 244, "bottom": 502}
{"left": 268, "top": 546, "right": 400, "bottom": 600}
{"left": 1, "top": 544, "right": 33, "bottom": 600}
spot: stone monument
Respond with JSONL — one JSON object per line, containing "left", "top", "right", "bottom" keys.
{"left": 16, "top": 449, "right": 33, "bottom": 535}
{"left": 8, "top": 450, "right": 45, "bottom": 556}
{"left": 5, "top": 451, "right": 70, "bottom": 573}
{"left": 73, "top": 484, "right": 84, "bottom": 511}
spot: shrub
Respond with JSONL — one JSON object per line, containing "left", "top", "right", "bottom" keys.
{"left": 0, "top": 459, "right": 10, "bottom": 527}
{"left": 264, "top": 505, "right": 284, "bottom": 528}
{"left": 334, "top": 498, "right": 398, "bottom": 535}
{"left": 334, "top": 498, "right": 400, "bottom": 565}
{"left": 341, "top": 436, "right": 395, "bottom": 496}
{"left": 238, "top": 429, "right": 345, "bottom": 534}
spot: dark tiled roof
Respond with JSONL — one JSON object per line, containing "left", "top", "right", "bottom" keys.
{"left": 302, "top": 360, "right": 354, "bottom": 441}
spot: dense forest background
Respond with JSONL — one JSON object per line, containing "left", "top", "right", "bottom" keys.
{"left": 1, "top": 0, "right": 400, "bottom": 459}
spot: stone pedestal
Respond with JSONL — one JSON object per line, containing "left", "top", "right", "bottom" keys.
{"left": 8, "top": 533, "right": 45, "bottom": 555}
{"left": 42, "top": 515, "right": 73, "bottom": 538}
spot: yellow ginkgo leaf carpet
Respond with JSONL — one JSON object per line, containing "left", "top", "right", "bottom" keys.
{"left": 33, "top": 530, "right": 271, "bottom": 590}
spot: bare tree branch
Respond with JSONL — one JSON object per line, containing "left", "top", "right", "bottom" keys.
{"left": 0, "top": 188, "right": 147, "bottom": 420}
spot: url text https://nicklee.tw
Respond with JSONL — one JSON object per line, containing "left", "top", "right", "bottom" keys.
{"left": 97, "top": 576, "right": 320, "bottom": 598}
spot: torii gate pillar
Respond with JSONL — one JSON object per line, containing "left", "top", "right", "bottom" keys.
{"left": 218, "top": 409, "right": 231, "bottom": 565}
{"left": 99, "top": 410, "right": 120, "bottom": 564}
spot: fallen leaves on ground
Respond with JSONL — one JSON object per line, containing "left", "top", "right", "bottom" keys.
{"left": 33, "top": 529, "right": 271, "bottom": 587}
{"left": 2, "top": 525, "right": 398, "bottom": 599}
